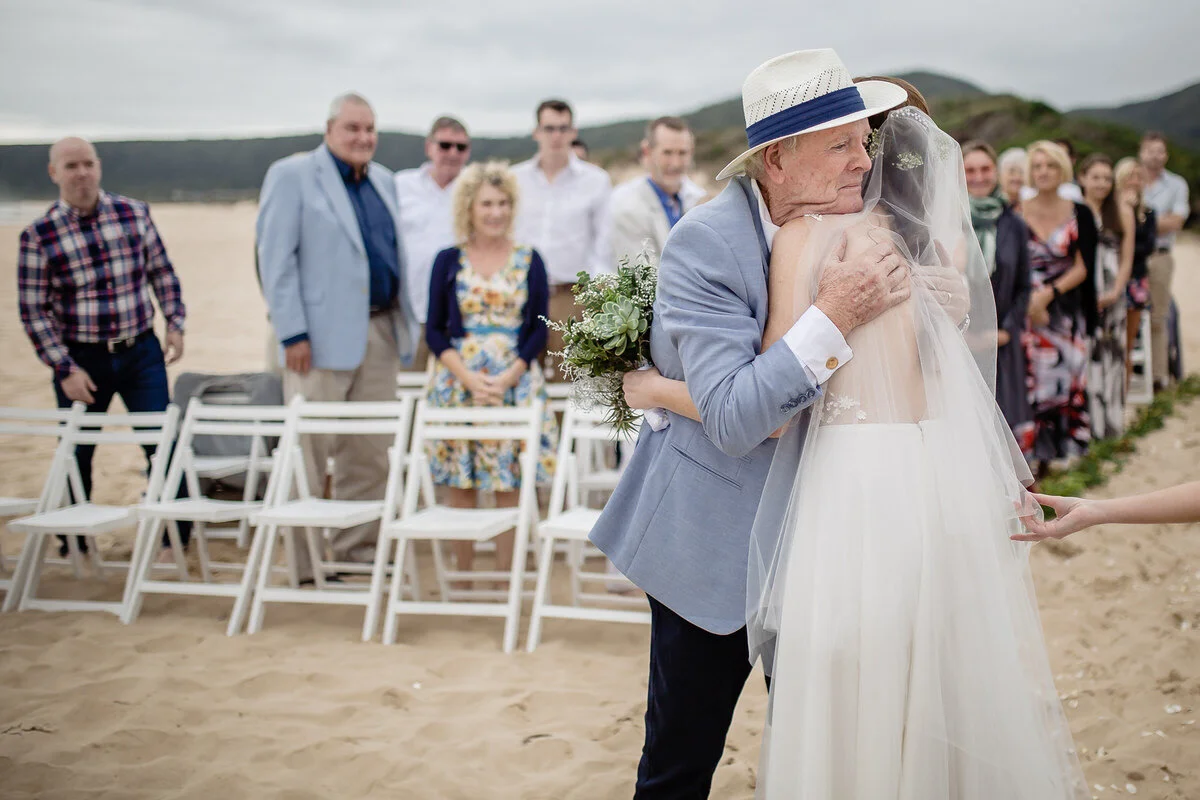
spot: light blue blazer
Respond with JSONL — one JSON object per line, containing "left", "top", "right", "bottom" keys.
{"left": 590, "top": 177, "right": 819, "bottom": 635}
{"left": 256, "top": 144, "right": 417, "bottom": 370}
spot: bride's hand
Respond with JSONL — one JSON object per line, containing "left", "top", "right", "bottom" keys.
{"left": 623, "top": 367, "right": 663, "bottom": 410}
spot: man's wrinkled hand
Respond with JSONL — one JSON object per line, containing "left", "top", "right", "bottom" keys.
{"left": 813, "top": 232, "right": 910, "bottom": 336}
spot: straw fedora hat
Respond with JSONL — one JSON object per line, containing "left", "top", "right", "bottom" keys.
{"left": 715, "top": 48, "right": 909, "bottom": 181}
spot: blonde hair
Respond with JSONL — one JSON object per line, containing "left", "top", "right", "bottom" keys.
{"left": 1115, "top": 156, "right": 1145, "bottom": 208}
{"left": 996, "top": 147, "right": 1027, "bottom": 179}
{"left": 452, "top": 160, "right": 519, "bottom": 243}
{"left": 1025, "top": 140, "right": 1072, "bottom": 189}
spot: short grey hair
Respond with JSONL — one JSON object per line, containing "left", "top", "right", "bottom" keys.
{"left": 742, "top": 135, "right": 801, "bottom": 182}
{"left": 996, "top": 146, "right": 1027, "bottom": 177}
{"left": 327, "top": 92, "right": 373, "bottom": 125}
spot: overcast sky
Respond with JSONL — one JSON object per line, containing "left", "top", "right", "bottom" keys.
{"left": 1, "top": 0, "right": 1196, "bottom": 143}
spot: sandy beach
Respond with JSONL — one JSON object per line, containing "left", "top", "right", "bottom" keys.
{"left": 0, "top": 201, "right": 1198, "bottom": 799}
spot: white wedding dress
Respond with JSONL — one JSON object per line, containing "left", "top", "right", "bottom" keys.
{"left": 747, "top": 109, "right": 1090, "bottom": 799}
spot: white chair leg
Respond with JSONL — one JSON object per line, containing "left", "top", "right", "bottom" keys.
{"left": 165, "top": 520, "right": 189, "bottom": 580}
{"left": 282, "top": 529, "right": 300, "bottom": 589}
{"left": 247, "top": 525, "right": 282, "bottom": 634}
{"left": 66, "top": 535, "right": 86, "bottom": 579}
{"left": 194, "top": 522, "right": 214, "bottom": 583}
{"left": 305, "top": 528, "right": 326, "bottom": 589}
{"left": 383, "top": 534, "right": 411, "bottom": 646}
{"left": 18, "top": 534, "right": 53, "bottom": 611}
{"left": 526, "top": 534, "right": 557, "bottom": 652}
{"left": 227, "top": 521, "right": 271, "bottom": 637}
{"left": 403, "top": 541, "right": 421, "bottom": 601}
{"left": 431, "top": 539, "right": 450, "bottom": 601}
{"left": 122, "top": 518, "right": 164, "bottom": 622}
{"left": 3, "top": 534, "right": 39, "bottom": 612}
{"left": 362, "top": 534, "right": 392, "bottom": 642}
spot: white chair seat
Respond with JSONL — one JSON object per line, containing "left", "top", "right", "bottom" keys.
{"left": 251, "top": 498, "right": 383, "bottom": 529}
{"left": 192, "top": 454, "right": 275, "bottom": 480}
{"left": 387, "top": 506, "right": 519, "bottom": 542}
{"left": 139, "top": 498, "right": 262, "bottom": 524}
{"left": 9, "top": 504, "right": 137, "bottom": 535}
{"left": 0, "top": 497, "right": 39, "bottom": 517}
{"left": 576, "top": 470, "right": 622, "bottom": 492}
{"left": 539, "top": 508, "right": 602, "bottom": 541}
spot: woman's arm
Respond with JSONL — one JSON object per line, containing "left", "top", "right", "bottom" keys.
{"left": 1013, "top": 482, "right": 1200, "bottom": 541}
{"left": 1100, "top": 202, "right": 1136, "bottom": 310}
{"left": 761, "top": 219, "right": 816, "bottom": 352}
{"left": 622, "top": 367, "right": 700, "bottom": 422}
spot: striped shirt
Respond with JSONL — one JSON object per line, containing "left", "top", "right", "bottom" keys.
{"left": 18, "top": 191, "right": 185, "bottom": 375}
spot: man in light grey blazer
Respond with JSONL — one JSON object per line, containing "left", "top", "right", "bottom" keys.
{"left": 589, "top": 50, "right": 929, "bottom": 797}
{"left": 609, "top": 116, "right": 707, "bottom": 265}
{"left": 257, "top": 92, "right": 417, "bottom": 578}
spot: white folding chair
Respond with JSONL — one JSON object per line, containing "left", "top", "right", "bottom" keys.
{"left": 241, "top": 397, "right": 417, "bottom": 641}
{"left": 380, "top": 398, "right": 545, "bottom": 653}
{"left": 526, "top": 406, "right": 648, "bottom": 651}
{"left": 395, "top": 360, "right": 433, "bottom": 403}
{"left": 543, "top": 382, "right": 572, "bottom": 416}
{"left": 5, "top": 406, "right": 182, "bottom": 616}
{"left": 1127, "top": 311, "right": 1153, "bottom": 406}
{"left": 0, "top": 403, "right": 87, "bottom": 603}
{"left": 124, "top": 402, "right": 290, "bottom": 632}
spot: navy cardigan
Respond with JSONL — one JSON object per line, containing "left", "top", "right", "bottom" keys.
{"left": 425, "top": 245, "right": 550, "bottom": 367}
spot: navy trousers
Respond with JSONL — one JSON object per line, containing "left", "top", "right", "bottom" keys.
{"left": 52, "top": 331, "right": 189, "bottom": 554}
{"left": 635, "top": 595, "right": 763, "bottom": 799}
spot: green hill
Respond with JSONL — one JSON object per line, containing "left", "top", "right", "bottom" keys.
{"left": 1, "top": 71, "right": 1196, "bottom": 212}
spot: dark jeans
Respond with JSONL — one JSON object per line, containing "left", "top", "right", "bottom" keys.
{"left": 635, "top": 595, "right": 763, "bottom": 799}
{"left": 52, "top": 331, "right": 189, "bottom": 554}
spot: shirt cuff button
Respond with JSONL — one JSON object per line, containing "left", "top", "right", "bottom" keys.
{"left": 825, "top": 357, "right": 839, "bottom": 371}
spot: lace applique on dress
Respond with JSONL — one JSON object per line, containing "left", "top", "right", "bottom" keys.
{"left": 822, "top": 393, "right": 868, "bottom": 424}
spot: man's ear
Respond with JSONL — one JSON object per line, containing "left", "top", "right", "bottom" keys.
{"left": 761, "top": 143, "right": 788, "bottom": 186}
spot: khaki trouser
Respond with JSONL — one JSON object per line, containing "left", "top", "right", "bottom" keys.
{"left": 544, "top": 285, "right": 582, "bottom": 383}
{"left": 1147, "top": 250, "right": 1175, "bottom": 386}
{"left": 282, "top": 315, "right": 401, "bottom": 577}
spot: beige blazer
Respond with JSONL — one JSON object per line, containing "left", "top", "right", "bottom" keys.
{"left": 609, "top": 175, "right": 706, "bottom": 264}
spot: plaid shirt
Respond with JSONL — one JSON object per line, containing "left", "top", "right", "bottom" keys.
{"left": 18, "top": 191, "right": 186, "bottom": 376}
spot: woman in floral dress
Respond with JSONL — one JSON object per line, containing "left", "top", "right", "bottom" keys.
{"left": 425, "top": 161, "right": 557, "bottom": 578}
{"left": 1020, "top": 141, "right": 1098, "bottom": 476}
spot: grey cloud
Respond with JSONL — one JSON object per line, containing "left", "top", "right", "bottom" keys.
{"left": 0, "top": 0, "right": 1196, "bottom": 141}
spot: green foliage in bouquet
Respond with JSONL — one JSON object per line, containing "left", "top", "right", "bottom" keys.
{"left": 544, "top": 252, "right": 658, "bottom": 433}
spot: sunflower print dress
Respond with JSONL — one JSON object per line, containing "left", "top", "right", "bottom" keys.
{"left": 427, "top": 246, "right": 558, "bottom": 490}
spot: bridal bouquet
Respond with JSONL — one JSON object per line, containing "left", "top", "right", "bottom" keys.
{"left": 545, "top": 251, "right": 664, "bottom": 434}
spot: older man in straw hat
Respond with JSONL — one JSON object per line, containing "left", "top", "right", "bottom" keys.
{"left": 590, "top": 49, "right": 966, "bottom": 796}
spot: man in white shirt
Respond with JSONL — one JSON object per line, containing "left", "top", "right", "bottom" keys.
{"left": 394, "top": 116, "right": 470, "bottom": 370}
{"left": 512, "top": 99, "right": 612, "bottom": 379}
{"left": 1140, "top": 130, "right": 1191, "bottom": 390}
{"left": 610, "top": 116, "right": 708, "bottom": 265}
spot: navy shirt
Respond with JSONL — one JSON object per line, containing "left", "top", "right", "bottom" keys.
{"left": 647, "top": 177, "right": 683, "bottom": 229}
{"left": 331, "top": 153, "right": 400, "bottom": 310}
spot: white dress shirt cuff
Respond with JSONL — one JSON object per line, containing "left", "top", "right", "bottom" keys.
{"left": 782, "top": 306, "right": 853, "bottom": 386}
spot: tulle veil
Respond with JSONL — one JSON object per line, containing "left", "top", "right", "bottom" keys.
{"left": 745, "top": 107, "right": 1087, "bottom": 798}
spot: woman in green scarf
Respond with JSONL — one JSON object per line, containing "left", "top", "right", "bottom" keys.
{"left": 963, "top": 141, "right": 1035, "bottom": 456}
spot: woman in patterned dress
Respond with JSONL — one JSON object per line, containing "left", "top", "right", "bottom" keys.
{"left": 1078, "top": 153, "right": 1134, "bottom": 439}
{"left": 425, "top": 161, "right": 557, "bottom": 579}
{"left": 1113, "top": 157, "right": 1158, "bottom": 392}
{"left": 1020, "top": 141, "right": 1098, "bottom": 476}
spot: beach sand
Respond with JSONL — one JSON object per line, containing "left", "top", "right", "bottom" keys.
{"left": 0, "top": 202, "right": 1197, "bottom": 799}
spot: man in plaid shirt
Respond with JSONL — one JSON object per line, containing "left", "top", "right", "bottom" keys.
{"left": 18, "top": 137, "right": 188, "bottom": 556}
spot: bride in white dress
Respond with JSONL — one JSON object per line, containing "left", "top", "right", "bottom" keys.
{"left": 747, "top": 108, "right": 1090, "bottom": 799}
